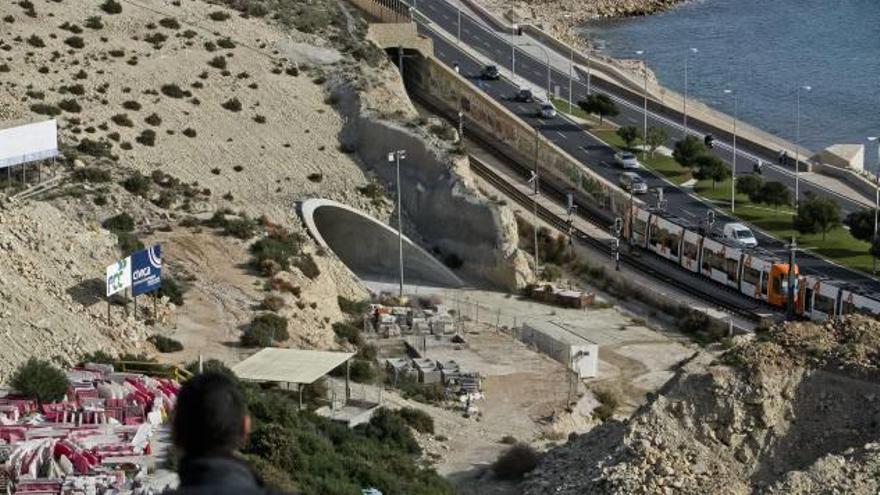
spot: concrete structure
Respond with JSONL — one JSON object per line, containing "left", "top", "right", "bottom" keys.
{"left": 519, "top": 321, "right": 599, "bottom": 378}
{"left": 412, "top": 357, "right": 442, "bottom": 384}
{"left": 315, "top": 400, "right": 382, "bottom": 428}
{"left": 814, "top": 144, "right": 865, "bottom": 172}
{"left": 300, "top": 199, "right": 463, "bottom": 288}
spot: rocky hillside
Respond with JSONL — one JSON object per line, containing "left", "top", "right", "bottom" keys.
{"left": 523, "top": 316, "right": 880, "bottom": 495}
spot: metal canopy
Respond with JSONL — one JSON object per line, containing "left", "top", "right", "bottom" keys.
{"left": 232, "top": 348, "right": 355, "bottom": 385}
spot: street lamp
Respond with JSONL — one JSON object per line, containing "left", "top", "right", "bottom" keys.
{"left": 517, "top": 42, "right": 552, "bottom": 99}
{"left": 868, "top": 136, "right": 880, "bottom": 274}
{"left": 794, "top": 84, "right": 811, "bottom": 209}
{"left": 387, "top": 150, "right": 407, "bottom": 299}
{"left": 510, "top": 23, "right": 518, "bottom": 77}
{"left": 635, "top": 50, "right": 648, "bottom": 160}
{"left": 724, "top": 88, "right": 738, "bottom": 212}
{"left": 683, "top": 47, "right": 698, "bottom": 137}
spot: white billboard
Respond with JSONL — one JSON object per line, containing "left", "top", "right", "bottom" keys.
{"left": 106, "top": 256, "right": 132, "bottom": 297}
{"left": 0, "top": 120, "right": 59, "bottom": 169}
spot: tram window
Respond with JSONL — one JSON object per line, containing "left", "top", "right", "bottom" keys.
{"left": 669, "top": 234, "right": 680, "bottom": 257}
{"left": 701, "top": 251, "right": 713, "bottom": 272}
{"left": 743, "top": 267, "right": 760, "bottom": 287}
{"left": 633, "top": 219, "right": 647, "bottom": 238}
{"left": 774, "top": 275, "right": 790, "bottom": 296}
{"left": 726, "top": 258, "right": 738, "bottom": 282}
{"left": 803, "top": 288, "right": 813, "bottom": 313}
{"left": 711, "top": 252, "right": 725, "bottom": 271}
{"left": 760, "top": 271, "right": 768, "bottom": 295}
{"left": 815, "top": 294, "right": 836, "bottom": 315}
{"left": 683, "top": 241, "right": 698, "bottom": 260}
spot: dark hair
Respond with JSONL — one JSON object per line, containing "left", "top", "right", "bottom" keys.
{"left": 172, "top": 372, "right": 246, "bottom": 457}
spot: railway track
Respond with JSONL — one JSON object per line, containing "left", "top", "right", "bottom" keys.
{"left": 468, "top": 155, "right": 763, "bottom": 320}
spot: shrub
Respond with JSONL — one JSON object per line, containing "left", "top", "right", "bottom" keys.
{"left": 116, "top": 231, "right": 143, "bottom": 255}
{"left": 398, "top": 407, "right": 434, "bottom": 434}
{"left": 111, "top": 113, "right": 133, "bottom": 127}
{"left": 208, "top": 10, "right": 231, "bottom": 21}
{"left": 64, "top": 36, "right": 85, "bottom": 49}
{"left": 59, "top": 22, "right": 83, "bottom": 34}
{"left": 100, "top": 0, "right": 122, "bottom": 14}
{"left": 144, "top": 113, "right": 162, "bottom": 126}
{"left": 11, "top": 358, "right": 69, "bottom": 403}
{"left": 357, "top": 408, "right": 421, "bottom": 455}
{"left": 593, "top": 388, "right": 620, "bottom": 421}
{"left": 65, "top": 84, "right": 85, "bottom": 95}
{"left": 72, "top": 166, "right": 111, "bottom": 182}
{"left": 221, "top": 97, "right": 242, "bottom": 112}
{"left": 58, "top": 99, "right": 82, "bottom": 113}
{"left": 122, "top": 100, "right": 141, "bottom": 111}
{"left": 181, "top": 29, "right": 197, "bottom": 39}
{"left": 103, "top": 212, "right": 135, "bottom": 233}
{"left": 337, "top": 296, "right": 369, "bottom": 315}
{"left": 223, "top": 216, "right": 258, "bottom": 239}
{"left": 85, "top": 16, "right": 103, "bottom": 29}
{"left": 26, "top": 90, "right": 45, "bottom": 100}
{"left": 251, "top": 232, "right": 302, "bottom": 271}
{"left": 159, "top": 17, "right": 180, "bottom": 29}
{"left": 677, "top": 310, "right": 711, "bottom": 335}
{"left": 136, "top": 129, "right": 156, "bottom": 146}
{"left": 204, "top": 41, "right": 217, "bottom": 52}
{"left": 148, "top": 335, "right": 184, "bottom": 353}
{"left": 30, "top": 103, "right": 61, "bottom": 116}
{"left": 254, "top": 313, "right": 289, "bottom": 339}
{"left": 76, "top": 138, "right": 112, "bottom": 158}
{"left": 122, "top": 171, "right": 151, "bottom": 195}
{"left": 261, "top": 295, "right": 285, "bottom": 311}
{"left": 73, "top": 69, "right": 88, "bottom": 80}
{"left": 500, "top": 435, "right": 518, "bottom": 445}
{"left": 332, "top": 322, "right": 363, "bottom": 347}
{"left": 493, "top": 443, "right": 540, "bottom": 480}
{"left": 157, "top": 277, "right": 185, "bottom": 306}
{"left": 253, "top": 114, "right": 266, "bottom": 124}
{"left": 160, "top": 83, "right": 189, "bottom": 98}
{"left": 27, "top": 34, "right": 44, "bottom": 48}
{"left": 217, "top": 37, "right": 235, "bottom": 49}
{"left": 182, "top": 128, "right": 197, "bottom": 137}
{"left": 207, "top": 56, "right": 227, "bottom": 69}
{"left": 241, "top": 324, "right": 273, "bottom": 347}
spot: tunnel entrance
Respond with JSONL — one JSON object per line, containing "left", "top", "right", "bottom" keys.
{"left": 299, "top": 199, "right": 463, "bottom": 288}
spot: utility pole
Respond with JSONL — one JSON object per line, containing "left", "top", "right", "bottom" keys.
{"left": 457, "top": 8, "right": 461, "bottom": 44}
{"left": 568, "top": 45, "right": 573, "bottom": 114}
{"left": 786, "top": 236, "right": 797, "bottom": 320}
{"left": 510, "top": 24, "right": 517, "bottom": 78}
{"left": 794, "top": 85, "right": 812, "bottom": 209}
{"left": 613, "top": 217, "right": 622, "bottom": 271}
{"left": 725, "top": 89, "right": 738, "bottom": 212}
{"left": 683, "top": 47, "right": 698, "bottom": 137}
{"left": 636, "top": 50, "right": 648, "bottom": 161}
{"left": 388, "top": 150, "right": 407, "bottom": 299}
{"left": 530, "top": 125, "right": 541, "bottom": 274}
{"left": 869, "top": 136, "right": 880, "bottom": 274}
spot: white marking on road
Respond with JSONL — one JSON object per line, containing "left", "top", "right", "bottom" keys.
{"left": 555, "top": 131, "right": 567, "bottom": 140}
{"left": 517, "top": 104, "right": 528, "bottom": 112}
{"left": 682, "top": 210, "right": 695, "bottom": 217}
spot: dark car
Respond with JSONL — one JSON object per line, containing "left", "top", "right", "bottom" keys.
{"left": 704, "top": 134, "right": 715, "bottom": 149}
{"left": 481, "top": 65, "right": 500, "bottom": 80}
{"left": 514, "top": 87, "right": 534, "bottom": 102}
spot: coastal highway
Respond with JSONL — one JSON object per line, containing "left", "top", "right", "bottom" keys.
{"left": 406, "top": 0, "right": 880, "bottom": 293}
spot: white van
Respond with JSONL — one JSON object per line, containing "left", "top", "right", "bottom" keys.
{"left": 723, "top": 222, "right": 758, "bottom": 248}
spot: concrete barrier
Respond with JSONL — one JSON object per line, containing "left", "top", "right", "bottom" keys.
{"left": 348, "top": 0, "right": 411, "bottom": 23}
{"left": 815, "top": 163, "right": 879, "bottom": 204}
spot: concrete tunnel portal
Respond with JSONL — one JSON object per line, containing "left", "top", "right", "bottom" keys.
{"left": 299, "top": 199, "right": 463, "bottom": 289}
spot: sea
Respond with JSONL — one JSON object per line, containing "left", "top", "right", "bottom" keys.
{"left": 580, "top": 0, "right": 880, "bottom": 168}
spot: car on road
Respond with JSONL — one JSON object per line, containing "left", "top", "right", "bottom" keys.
{"left": 537, "top": 101, "right": 557, "bottom": 119}
{"left": 481, "top": 65, "right": 500, "bottom": 80}
{"left": 514, "top": 87, "right": 534, "bottom": 102}
{"left": 614, "top": 151, "right": 640, "bottom": 169}
{"left": 618, "top": 172, "right": 648, "bottom": 194}
{"left": 723, "top": 222, "right": 758, "bottom": 248}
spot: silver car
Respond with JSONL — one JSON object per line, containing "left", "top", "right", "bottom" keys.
{"left": 538, "top": 102, "right": 557, "bottom": 119}
{"left": 619, "top": 172, "right": 648, "bottom": 194}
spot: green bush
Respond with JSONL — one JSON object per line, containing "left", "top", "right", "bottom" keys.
{"left": 251, "top": 232, "right": 302, "bottom": 270}
{"left": 493, "top": 443, "right": 540, "bottom": 480}
{"left": 136, "top": 129, "right": 156, "bottom": 146}
{"left": 104, "top": 212, "right": 135, "bottom": 233}
{"left": 122, "top": 171, "right": 151, "bottom": 195}
{"left": 76, "top": 138, "right": 112, "bottom": 158}
{"left": 64, "top": 36, "right": 85, "bottom": 49}
{"left": 221, "top": 97, "right": 242, "bottom": 112}
{"left": 208, "top": 10, "right": 231, "bottom": 21}
{"left": 116, "top": 231, "right": 144, "bottom": 256}
{"left": 241, "top": 324, "right": 274, "bottom": 347}
{"left": 159, "top": 17, "right": 180, "bottom": 29}
{"left": 73, "top": 167, "right": 111, "bottom": 183}
{"left": 59, "top": 98, "right": 81, "bottom": 113}
{"left": 158, "top": 277, "right": 186, "bottom": 306}
{"left": 592, "top": 388, "right": 620, "bottom": 422}
{"left": 398, "top": 407, "right": 434, "bottom": 434}
{"left": 111, "top": 113, "right": 134, "bottom": 127}
{"left": 223, "top": 216, "right": 258, "bottom": 239}
{"left": 160, "top": 84, "right": 189, "bottom": 99}
{"left": 357, "top": 408, "right": 421, "bottom": 455}
{"left": 185, "top": 358, "right": 237, "bottom": 379}
{"left": 332, "top": 321, "right": 363, "bottom": 347}
{"left": 30, "top": 103, "right": 62, "bottom": 116}
{"left": 391, "top": 375, "right": 445, "bottom": 405}
{"left": 11, "top": 358, "right": 69, "bottom": 403}
{"left": 241, "top": 313, "right": 289, "bottom": 347}
{"left": 337, "top": 296, "right": 369, "bottom": 315}
{"left": 148, "top": 334, "right": 184, "bottom": 353}
{"left": 85, "top": 15, "right": 103, "bottom": 29}
{"left": 100, "top": 0, "right": 122, "bottom": 14}
{"left": 677, "top": 310, "right": 711, "bottom": 335}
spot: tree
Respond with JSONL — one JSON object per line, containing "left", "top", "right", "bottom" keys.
{"left": 794, "top": 194, "right": 841, "bottom": 241}
{"left": 693, "top": 154, "right": 730, "bottom": 189}
{"left": 672, "top": 135, "right": 707, "bottom": 169}
{"left": 844, "top": 208, "right": 876, "bottom": 242}
{"left": 493, "top": 443, "right": 541, "bottom": 480}
{"left": 737, "top": 174, "right": 764, "bottom": 200}
{"left": 753, "top": 181, "right": 791, "bottom": 211}
{"left": 577, "top": 94, "right": 618, "bottom": 124}
{"left": 645, "top": 126, "right": 667, "bottom": 157}
{"left": 11, "top": 358, "right": 69, "bottom": 403}
{"left": 616, "top": 126, "right": 640, "bottom": 148}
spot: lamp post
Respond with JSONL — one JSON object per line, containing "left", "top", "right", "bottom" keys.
{"left": 635, "top": 50, "right": 648, "bottom": 160}
{"left": 517, "top": 42, "right": 551, "bottom": 99}
{"left": 724, "top": 88, "right": 738, "bottom": 212}
{"left": 510, "top": 23, "right": 518, "bottom": 77}
{"left": 683, "top": 47, "right": 698, "bottom": 137}
{"left": 568, "top": 45, "right": 573, "bottom": 114}
{"left": 387, "top": 150, "right": 407, "bottom": 299}
{"left": 794, "top": 85, "right": 811, "bottom": 209}
{"left": 868, "top": 136, "right": 880, "bottom": 274}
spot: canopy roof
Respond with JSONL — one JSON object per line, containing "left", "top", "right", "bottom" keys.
{"left": 232, "top": 348, "right": 354, "bottom": 384}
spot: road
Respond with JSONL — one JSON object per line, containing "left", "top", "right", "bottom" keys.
{"left": 410, "top": 0, "right": 880, "bottom": 292}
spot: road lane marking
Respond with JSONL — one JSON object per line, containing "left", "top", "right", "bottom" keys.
{"left": 556, "top": 131, "right": 567, "bottom": 140}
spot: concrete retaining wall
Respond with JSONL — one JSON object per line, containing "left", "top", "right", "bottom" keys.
{"left": 815, "top": 163, "right": 879, "bottom": 203}
{"left": 403, "top": 52, "right": 629, "bottom": 224}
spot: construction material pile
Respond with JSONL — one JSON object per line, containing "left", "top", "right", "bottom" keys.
{"left": 0, "top": 365, "right": 178, "bottom": 494}
{"left": 523, "top": 315, "right": 880, "bottom": 495}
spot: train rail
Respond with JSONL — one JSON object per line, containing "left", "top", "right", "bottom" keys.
{"left": 468, "top": 155, "right": 764, "bottom": 320}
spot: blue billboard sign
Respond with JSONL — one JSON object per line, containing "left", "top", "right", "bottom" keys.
{"left": 131, "top": 244, "right": 162, "bottom": 296}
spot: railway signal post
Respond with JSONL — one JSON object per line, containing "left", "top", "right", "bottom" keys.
{"left": 787, "top": 236, "right": 797, "bottom": 320}
{"left": 613, "top": 217, "right": 623, "bottom": 271}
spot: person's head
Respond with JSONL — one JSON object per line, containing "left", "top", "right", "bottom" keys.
{"left": 172, "top": 372, "right": 250, "bottom": 458}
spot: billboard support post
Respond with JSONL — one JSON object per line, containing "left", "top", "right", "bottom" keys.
{"left": 106, "top": 298, "right": 111, "bottom": 325}
{"left": 133, "top": 295, "right": 138, "bottom": 320}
